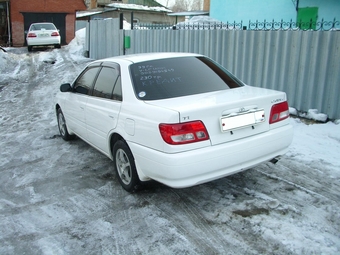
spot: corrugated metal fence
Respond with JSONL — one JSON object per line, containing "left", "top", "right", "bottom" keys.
{"left": 85, "top": 19, "right": 340, "bottom": 120}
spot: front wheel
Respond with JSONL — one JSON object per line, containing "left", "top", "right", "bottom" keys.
{"left": 57, "top": 108, "right": 74, "bottom": 141}
{"left": 113, "top": 140, "right": 140, "bottom": 192}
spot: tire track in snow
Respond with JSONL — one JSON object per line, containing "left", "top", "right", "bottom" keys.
{"left": 256, "top": 160, "right": 340, "bottom": 204}
{"left": 138, "top": 187, "right": 242, "bottom": 255}
{"left": 233, "top": 164, "right": 340, "bottom": 254}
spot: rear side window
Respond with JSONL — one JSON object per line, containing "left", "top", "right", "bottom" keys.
{"left": 130, "top": 56, "right": 243, "bottom": 100}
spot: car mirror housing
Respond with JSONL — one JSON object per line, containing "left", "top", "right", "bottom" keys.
{"left": 60, "top": 83, "right": 72, "bottom": 92}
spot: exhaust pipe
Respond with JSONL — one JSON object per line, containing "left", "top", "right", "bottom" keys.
{"left": 269, "top": 156, "right": 281, "bottom": 164}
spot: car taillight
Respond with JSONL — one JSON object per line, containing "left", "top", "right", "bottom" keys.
{"left": 51, "top": 32, "right": 59, "bottom": 36}
{"left": 27, "top": 33, "right": 37, "bottom": 38}
{"left": 269, "top": 101, "right": 289, "bottom": 124}
{"left": 159, "top": 121, "right": 210, "bottom": 145}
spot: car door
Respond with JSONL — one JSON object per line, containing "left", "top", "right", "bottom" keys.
{"left": 85, "top": 62, "right": 122, "bottom": 155}
{"left": 62, "top": 64, "right": 101, "bottom": 140}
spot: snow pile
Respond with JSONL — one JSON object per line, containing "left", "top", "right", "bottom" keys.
{"left": 64, "top": 28, "right": 87, "bottom": 58}
{"left": 0, "top": 50, "right": 21, "bottom": 72}
{"left": 300, "top": 109, "right": 328, "bottom": 122}
{"left": 0, "top": 50, "right": 31, "bottom": 83}
{"left": 187, "top": 16, "right": 223, "bottom": 24}
{"left": 0, "top": 51, "right": 7, "bottom": 71}
{"left": 290, "top": 107, "right": 328, "bottom": 122}
{"left": 175, "top": 16, "right": 230, "bottom": 30}
{"left": 176, "top": 16, "right": 225, "bottom": 26}
{"left": 123, "top": 20, "right": 132, "bottom": 30}
{"left": 0, "top": 28, "right": 88, "bottom": 85}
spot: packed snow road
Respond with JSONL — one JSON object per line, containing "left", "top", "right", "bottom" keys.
{"left": 0, "top": 44, "right": 339, "bottom": 254}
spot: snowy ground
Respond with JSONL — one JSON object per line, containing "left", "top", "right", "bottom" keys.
{"left": 0, "top": 30, "right": 340, "bottom": 254}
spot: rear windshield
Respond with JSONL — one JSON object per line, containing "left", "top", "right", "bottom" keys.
{"left": 30, "top": 23, "right": 56, "bottom": 31}
{"left": 129, "top": 56, "right": 244, "bottom": 100}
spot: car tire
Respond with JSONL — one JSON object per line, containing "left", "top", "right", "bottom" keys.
{"left": 113, "top": 140, "right": 140, "bottom": 192}
{"left": 55, "top": 44, "right": 61, "bottom": 49}
{"left": 57, "top": 108, "right": 74, "bottom": 141}
{"left": 27, "top": 46, "right": 33, "bottom": 52}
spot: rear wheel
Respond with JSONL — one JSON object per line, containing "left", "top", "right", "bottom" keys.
{"left": 55, "top": 44, "right": 61, "bottom": 49}
{"left": 57, "top": 108, "right": 74, "bottom": 141}
{"left": 27, "top": 46, "right": 33, "bottom": 52}
{"left": 113, "top": 140, "right": 140, "bottom": 192}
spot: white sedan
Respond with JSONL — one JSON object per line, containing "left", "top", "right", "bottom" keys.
{"left": 55, "top": 53, "right": 293, "bottom": 192}
{"left": 26, "top": 22, "right": 61, "bottom": 52}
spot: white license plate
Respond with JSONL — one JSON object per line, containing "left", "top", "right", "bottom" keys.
{"left": 220, "top": 109, "right": 265, "bottom": 132}
{"left": 39, "top": 33, "right": 49, "bottom": 37}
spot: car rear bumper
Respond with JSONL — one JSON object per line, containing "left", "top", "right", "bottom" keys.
{"left": 27, "top": 37, "right": 61, "bottom": 46}
{"left": 129, "top": 123, "right": 293, "bottom": 188}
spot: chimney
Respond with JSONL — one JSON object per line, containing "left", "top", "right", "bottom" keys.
{"left": 90, "top": 0, "right": 97, "bottom": 9}
{"left": 203, "top": 0, "right": 210, "bottom": 11}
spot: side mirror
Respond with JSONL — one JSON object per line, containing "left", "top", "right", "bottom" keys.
{"left": 60, "top": 83, "right": 72, "bottom": 92}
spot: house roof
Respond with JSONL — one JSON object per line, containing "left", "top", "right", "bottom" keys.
{"left": 168, "top": 11, "right": 209, "bottom": 17}
{"left": 77, "top": 10, "right": 104, "bottom": 18}
{"left": 106, "top": 3, "right": 172, "bottom": 13}
{"left": 76, "top": 2, "right": 172, "bottom": 19}
{"left": 129, "top": 0, "right": 166, "bottom": 8}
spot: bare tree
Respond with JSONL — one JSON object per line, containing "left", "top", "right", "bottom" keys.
{"left": 171, "top": 0, "right": 190, "bottom": 12}
{"left": 171, "top": 0, "right": 203, "bottom": 11}
{"left": 191, "top": 0, "right": 203, "bottom": 10}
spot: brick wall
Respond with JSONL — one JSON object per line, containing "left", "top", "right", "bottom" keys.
{"left": 10, "top": 0, "right": 86, "bottom": 46}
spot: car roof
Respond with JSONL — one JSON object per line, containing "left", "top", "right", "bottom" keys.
{"left": 96, "top": 52, "right": 203, "bottom": 64}
{"left": 30, "top": 22, "right": 55, "bottom": 25}
{"left": 29, "top": 22, "right": 56, "bottom": 26}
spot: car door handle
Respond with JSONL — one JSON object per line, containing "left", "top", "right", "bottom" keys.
{"left": 109, "top": 115, "right": 115, "bottom": 119}
{"left": 80, "top": 106, "right": 84, "bottom": 110}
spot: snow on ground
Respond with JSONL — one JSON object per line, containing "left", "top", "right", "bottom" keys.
{"left": 288, "top": 118, "right": 340, "bottom": 169}
{"left": 0, "top": 30, "right": 339, "bottom": 254}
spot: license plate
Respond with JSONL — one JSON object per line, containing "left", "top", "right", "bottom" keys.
{"left": 39, "top": 33, "right": 49, "bottom": 37}
{"left": 220, "top": 109, "right": 265, "bottom": 132}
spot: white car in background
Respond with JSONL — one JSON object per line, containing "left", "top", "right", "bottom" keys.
{"left": 26, "top": 22, "right": 61, "bottom": 52}
{"left": 55, "top": 52, "right": 293, "bottom": 192}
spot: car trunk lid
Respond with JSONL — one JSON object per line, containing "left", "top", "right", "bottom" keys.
{"left": 145, "top": 86, "right": 288, "bottom": 146}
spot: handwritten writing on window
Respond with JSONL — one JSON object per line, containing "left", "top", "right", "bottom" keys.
{"left": 136, "top": 65, "right": 181, "bottom": 86}
{"left": 141, "top": 77, "right": 182, "bottom": 86}
{"left": 137, "top": 65, "right": 175, "bottom": 75}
